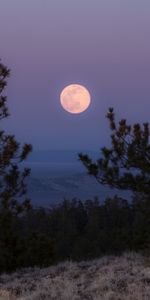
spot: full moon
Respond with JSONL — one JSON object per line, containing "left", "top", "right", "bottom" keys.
{"left": 60, "top": 84, "right": 91, "bottom": 114}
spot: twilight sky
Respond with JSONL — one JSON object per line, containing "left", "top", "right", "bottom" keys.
{"left": 1, "top": 0, "right": 150, "bottom": 152}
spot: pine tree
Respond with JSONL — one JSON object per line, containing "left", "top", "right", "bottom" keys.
{"left": 79, "top": 108, "right": 150, "bottom": 198}
{"left": 0, "top": 61, "right": 32, "bottom": 271}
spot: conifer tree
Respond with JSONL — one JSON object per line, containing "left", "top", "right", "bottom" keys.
{"left": 79, "top": 108, "right": 150, "bottom": 198}
{"left": 0, "top": 61, "right": 32, "bottom": 213}
{"left": 0, "top": 61, "right": 32, "bottom": 271}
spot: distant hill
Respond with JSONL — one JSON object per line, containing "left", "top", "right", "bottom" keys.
{"left": 27, "top": 150, "right": 99, "bottom": 163}
{"left": 23, "top": 151, "right": 130, "bottom": 206}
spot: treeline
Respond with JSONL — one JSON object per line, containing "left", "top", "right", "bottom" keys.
{"left": 0, "top": 195, "right": 150, "bottom": 272}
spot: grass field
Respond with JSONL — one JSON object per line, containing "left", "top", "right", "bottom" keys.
{"left": 0, "top": 253, "right": 150, "bottom": 300}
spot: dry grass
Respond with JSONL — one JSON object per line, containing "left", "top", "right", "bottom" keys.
{"left": 0, "top": 253, "right": 150, "bottom": 300}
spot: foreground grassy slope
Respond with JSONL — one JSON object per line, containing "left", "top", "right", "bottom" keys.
{"left": 0, "top": 253, "right": 150, "bottom": 300}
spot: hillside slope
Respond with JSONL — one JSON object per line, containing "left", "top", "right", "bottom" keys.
{"left": 0, "top": 253, "right": 150, "bottom": 300}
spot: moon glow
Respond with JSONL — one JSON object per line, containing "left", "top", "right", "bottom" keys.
{"left": 60, "top": 84, "right": 91, "bottom": 114}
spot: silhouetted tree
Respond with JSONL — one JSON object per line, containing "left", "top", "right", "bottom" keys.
{"left": 0, "top": 61, "right": 32, "bottom": 271}
{"left": 79, "top": 108, "right": 150, "bottom": 198}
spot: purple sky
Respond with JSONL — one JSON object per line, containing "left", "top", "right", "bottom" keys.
{"left": 1, "top": 0, "right": 150, "bottom": 151}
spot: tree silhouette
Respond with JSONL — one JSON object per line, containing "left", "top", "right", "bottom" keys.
{"left": 79, "top": 108, "right": 150, "bottom": 198}
{"left": 0, "top": 61, "right": 32, "bottom": 213}
{"left": 0, "top": 61, "right": 32, "bottom": 271}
